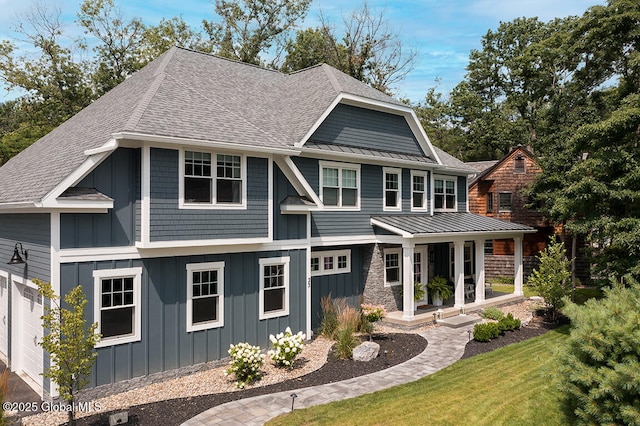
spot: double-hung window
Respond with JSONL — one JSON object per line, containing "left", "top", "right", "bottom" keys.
{"left": 310, "top": 250, "right": 351, "bottom": 276}
{"left": 259, "top": 257, "right": 290, "bottom": 319}
{"left": 93, "top": 267, "right": 142, "bottom": 347}
{"left": 383, "top": 168, "right": 401, "bottom": 211}
{"left": 486, "top": 192, "right": 494, "bottom": 212}
{"left": 434, "top": 176, "right": 456, "bottom": 211}
{"left": 182, "top": 150, "right": 245, "bottom": 207}
{"left": 186, "top": 262, "right": 224, "bottom": 332}
{"left": 411, "top": 171, "right": 428, "bottom": 211}
{"left": 320, "top": 162, "right": 360, "bottom": 209}
{"left": 384, "top": 248, "right": 402, "bottom": 287}
{"left": 499, "top": 192, "right": 512, "bottom": 212}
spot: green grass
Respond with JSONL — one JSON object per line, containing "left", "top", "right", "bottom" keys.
{"left": 267, "top": 326, "right": 573, "bottom": 426}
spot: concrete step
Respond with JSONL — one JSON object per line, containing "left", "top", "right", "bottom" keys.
{"left": 437, "top": 315, "right": 481, "bottom": 328}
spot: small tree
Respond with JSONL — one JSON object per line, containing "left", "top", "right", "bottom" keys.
{"left": 526, "top": 238, "right": 572, "bottom": 320}
{"left": 555, "top": 276, "right": 640, "bottom": 425}
{"left": 35, "top": 279, "right": 100, "bottom": 426}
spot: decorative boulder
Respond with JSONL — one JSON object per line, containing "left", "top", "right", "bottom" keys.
{"left": 352, "top": 341, "right": 380, "bottom": 362}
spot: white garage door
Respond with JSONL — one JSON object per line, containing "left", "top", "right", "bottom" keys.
{"left": 0, "top": 272, "right": 7, "bottom": 358}
{"left": 19, "top": 285, "right": 43, "bottom": 386}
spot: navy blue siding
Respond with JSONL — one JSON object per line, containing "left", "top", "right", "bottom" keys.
{"left": 0, "top": 214, "right": 50, "bottom": 282}
{"left": 62, "top": 249, "right": 306, "bottom": 388}
{"left": 457, "top": 175, "right": 467, "bottom": 212}
{"left": 149, "top": 148, "right": 269, "bottom": 241}
{"left": 311, "top": 245, "right": 365, "bottom": 330}
{"left": 274, "top": 164, "right": 306, "bottom": 240}
{"left": 61, "top": 148, "right": 140, "bottom": 248}
{"left": 311, "top": 104, "right": 424, "bottom": 156}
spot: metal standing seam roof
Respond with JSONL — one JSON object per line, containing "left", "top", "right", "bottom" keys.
{"left": 303, "top": 142, "right": 438, "bottom": 164}
{"left": 371, "top": 212, "right": 534, "bottom": 236}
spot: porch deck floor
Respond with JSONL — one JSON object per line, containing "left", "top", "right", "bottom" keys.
{"left": 382, "top": 292, "right": 524, "bottom": 328}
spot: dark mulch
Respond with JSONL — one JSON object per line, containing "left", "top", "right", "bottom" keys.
{"left": 461, "top": 316, "right": 560, "bottom": 360}
{"left": 76, "top": 333, "right": 427, "bottom": 426}
{"left": 74, "top": 320, "right": 560, "bottom": 426}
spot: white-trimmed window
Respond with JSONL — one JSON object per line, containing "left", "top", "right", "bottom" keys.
{"left": 411, "top": 171, "right": 428, "bottom": 211}
{"left": 499, "top": 192, "right": 512, "bottom": 212}
{"left": 310, "top": 250, "right": 351, "bottom": 276}
{"left": 186, "top": 261, "right": 225, "bottom": 332}
{"left": 320, "top": 161, "right": 360, "bottom": 209}
{"left": 259, "top": 257, "right": 290, "bottom": 319}
{"left": 181, "top": 150, "right": 246, "bottom": 208}
{"left": 434, "top": 176, "right": 457, "bottom": 211}
{"left": 93, "top": 267, "right": 142, "bottom": 347}
{"left": 384, "top": 248, "right": 402, "bottom": 287}
{"left": 383, "top": 168, "right": 401, "bottom": 211}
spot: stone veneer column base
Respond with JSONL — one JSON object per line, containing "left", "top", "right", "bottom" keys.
{"left": 362, "top": 243, "right": 402, "bottom": 312}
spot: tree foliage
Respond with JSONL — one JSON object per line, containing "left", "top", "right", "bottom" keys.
{"left": 36, "top": 279, "right": 100, "bottom": 426}
{"left": 527, "top": 238, "right": 572, "bottom": 320}
{"left": 555, "top": 276, "right": 640, "bottom": 425}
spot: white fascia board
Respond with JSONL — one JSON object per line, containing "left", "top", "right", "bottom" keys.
{"left": 273, "top": 156, "right": 322, "bottom": 206}
{"left": 280, "top": 205, "right": 316, "bottom": 214}
{"left": 84, "top": 138, "right": 119, "bottom": 156}
{"left": 410, "top": 229, "right": 536, "bottom": 242}
{"left": 295, "top": 96, "right": 343, "bottom": 148}
{"left": 113, "top": 132, "right": 300, "bottom": 156}
{"left": 370, "top": 218, "right": 413, "bottom": 238}
{"left": 406, "top": 109, "right": 443, "bottom": 165}
{"left": 135, "top": 237, "right": 271, "bottom": 249}
{"left": 40, "top": 149, "right": 115, "bottom": 208}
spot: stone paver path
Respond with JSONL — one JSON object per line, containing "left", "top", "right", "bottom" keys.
{"left": 182, "top": 324, "right": 474, "bottom": 426}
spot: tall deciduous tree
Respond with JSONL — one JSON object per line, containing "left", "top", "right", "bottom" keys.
{"left": 203, "top": 0, "right": 311, "bottom": 66}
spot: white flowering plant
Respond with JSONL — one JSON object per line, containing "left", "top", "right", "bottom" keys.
{"left": 224, "top": 342, "right": 265, "bottom": 388}
{"left": 361, "top": 303, "right": 387, "bottom": 323}
{"left": 268, "top": 327, "right": 306, "bottom": 368}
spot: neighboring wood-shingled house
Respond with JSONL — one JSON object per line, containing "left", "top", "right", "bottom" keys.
{"left": 0, "top": 47, "right": 533, "bottom": 398}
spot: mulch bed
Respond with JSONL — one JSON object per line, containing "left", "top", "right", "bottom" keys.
{"left": 75, "top": 320, "right": 560, "bottom": 426}
{"left": 76, "top": 333, "right": 427, "bottom": 426}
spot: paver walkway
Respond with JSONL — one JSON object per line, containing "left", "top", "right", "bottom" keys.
{"left": 182, "top": 324, "right": 474, "bottom": 426}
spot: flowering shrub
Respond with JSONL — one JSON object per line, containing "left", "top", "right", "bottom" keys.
{"left": 268, "top": 327, "right": 306, "bottom": 368}
{"left": 224, "top": 342, "right": 265, "bottom": 388}
{"left": 361, "top": 303, "right": 387, "bottom": 323}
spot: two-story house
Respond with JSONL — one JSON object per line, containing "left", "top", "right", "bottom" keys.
{"left": 0, "top": 47, "right": 532, "bottom": 398}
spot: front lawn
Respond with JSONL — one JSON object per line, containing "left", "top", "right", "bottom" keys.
{"left": 267, "top": 326, "right": 573, "bottom": 426}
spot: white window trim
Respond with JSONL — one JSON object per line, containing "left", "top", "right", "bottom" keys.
{"left": 411, "top": 170, "right": 428, "bottom": 212}
{"left": 259, "top": 256, "right": 290, "bottom": 320}
{"left": 186, "top": 261, "right": 225, "bottom": 332}
{"left": 383, "top": 167, "right": 402, "bottom": 211}
{"left": 93, "top": 267, "right": 143, "bottom": 348}
{"left": 310, "top": 249, "right": 351, "bottom": 276}
{"left": 383, "top": 248, "right": 402, "bottom": 287}
{"left": 319, "top": 160, "right": 361, "bottom": 211}
{"left": 433, "top": 174, "right": 457, "bottom": 212}
{"left": 178, "top": 149, "right": 248, "bottom": 210}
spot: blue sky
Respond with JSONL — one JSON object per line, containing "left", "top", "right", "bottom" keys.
{"left": 0, "top": 0, "right": 603, "bottom": 103}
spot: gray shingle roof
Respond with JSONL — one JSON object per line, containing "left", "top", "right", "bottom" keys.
{"left": 0, "top": 47, "right": 455, "bottom": 205}
{"left": 372, "top": 213, "right": 534, "bottom": 236}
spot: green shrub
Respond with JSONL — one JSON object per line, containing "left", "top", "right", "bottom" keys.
{"left": 555, "top": 276, "right": 640, "bottom": 425}
{"left": 526, "top": 238, "right": 571, "bottom": 321}
{"left": 481, "top": 307, "right": 505, "bottom": 321}
{"left": 497, "top": 313, "right": 521, "bottom": 333}
{"left": 473, "top": 322, "right": 500, "bottom": 342}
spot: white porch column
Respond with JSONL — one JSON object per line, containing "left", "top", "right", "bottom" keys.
{"left": 514, "top": 236, "right": 524, "bottom": 295}
{"left": 474, "top": 239, "right": 486, "bottom": 303}
{"left": 454, "top": 240, "right": 465, "bottom": 308}
{"left": 402, "top": 242, "right": 415, "bottom": 320}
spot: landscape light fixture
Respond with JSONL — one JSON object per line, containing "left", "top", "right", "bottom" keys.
{"left": 7, "top": 242, "right": 28, "bottom": 265}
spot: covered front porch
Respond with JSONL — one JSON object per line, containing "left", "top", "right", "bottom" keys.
{"left": 370, "top": 213, "right": 535, "bottom": 324}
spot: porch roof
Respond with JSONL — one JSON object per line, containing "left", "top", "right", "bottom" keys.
{"left": 371, "top": 212, "right": 535, "bottom": 238}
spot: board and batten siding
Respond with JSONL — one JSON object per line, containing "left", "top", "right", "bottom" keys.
{"left": 273, "top": 164, "right": 306, "bottom": 241}
{"left": 311, "top": 103, "right": 424, "bottom": 156}
{"left": 149, "top": 148, "right": 269, "bottom": 241}
{"left": 0, "top": 213, "right": 51, "bottom": 282}
{"left": 62, "top": 249, "right": 306, "bottom": 388}
{"left": 61, "top": 148, "right": 140, "bottom": 249}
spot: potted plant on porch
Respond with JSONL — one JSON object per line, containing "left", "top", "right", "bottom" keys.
{"left": 427, "top": 276, "right": 453, "bottom": 307}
